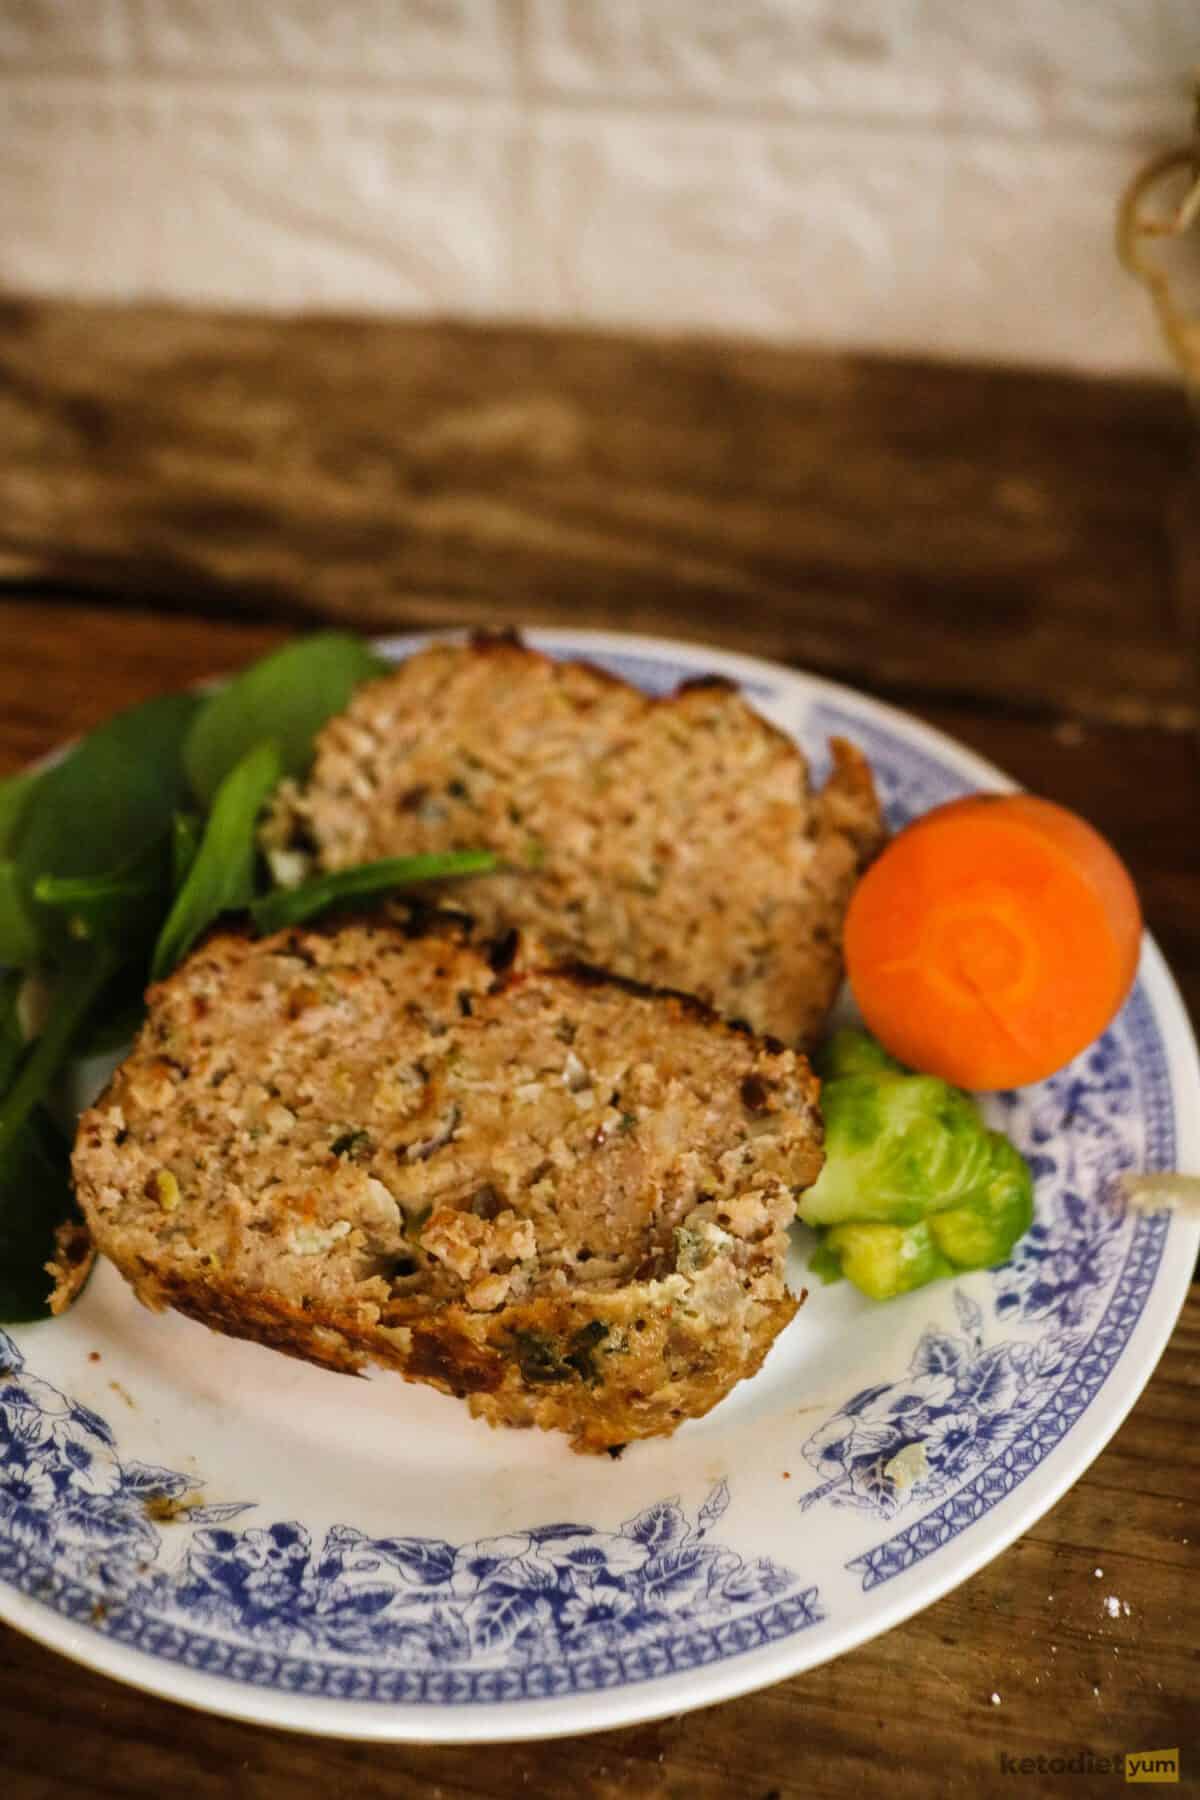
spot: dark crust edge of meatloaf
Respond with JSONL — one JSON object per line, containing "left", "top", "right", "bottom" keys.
{"left": 453, "top": 628, "right": 802, "bottom": 762}
{"left": 107, "top": 1249, "right": 802, "bottom": 1454}
{"left": 143, "top": 907, "right": 799, "bottom": 1056}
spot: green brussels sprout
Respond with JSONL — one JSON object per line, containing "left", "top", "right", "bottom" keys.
{"left": 817, "top": 1028, "right": 905, "bottom": 1080}
{"left": 801, "top": 1031, "right": 1034, "bottom": 1300}
{"left": 816, "top": 1219, "right": 955, "bottom": 1301}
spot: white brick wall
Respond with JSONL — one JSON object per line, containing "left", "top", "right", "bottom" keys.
{"left": 0, "top": 1, "right": 1194, "bottom": 372}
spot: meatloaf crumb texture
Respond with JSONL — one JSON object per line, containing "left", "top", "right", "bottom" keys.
{"left": 263, "top": 637, "right": 884, "bottom": 1046}
{"left": 71, "top": 922, "right": 824, "bottom": 1452}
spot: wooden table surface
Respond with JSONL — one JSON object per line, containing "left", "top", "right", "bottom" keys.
{"left": 0, "top": 303, "right": 1197, "bottom": 1798}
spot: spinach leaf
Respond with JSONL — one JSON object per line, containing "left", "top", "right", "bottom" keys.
{"left": 184, "top": 633, "right": 389, "bottom": 807}
{"left": 0, "top": 769, "right": 39, "bottom": 856}
{"left": 0, "top": 943, "right": 120, "bottom": 1160}
{"left": 249, "top": 849, "right": 497, "bottom": 935}
{"left": 33, "top": 833, "right": 173, "bottom": 950}
{"left": 172, "top": 811, "right": 202, "bottom": 891}
{"left": 0, "top": 971, "right": 24, "bottom": 1092}
{"left": 0, "top": 859, "right": 43, "bottom": 967}
{"left": 75, "top": 991, "right": 148, "bottom": 1060}
{"left": 152, "top": 741, "right": 283, "bottom": 980}
{"left": 0, "top": 1103, "right": 80, "bottom": 1323}
{"left": 1, "top": 771, "right": 49, "bottom": 965}
{"left": 15, "top": 692, "right": 202, "bottom": 889}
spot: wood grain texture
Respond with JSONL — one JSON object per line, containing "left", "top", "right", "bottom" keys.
{"left": 0, "top": 300, "right": 1195, "bottom": 728}
{"left": 0, "top": 303, "right": 1198, "bottom": 1798}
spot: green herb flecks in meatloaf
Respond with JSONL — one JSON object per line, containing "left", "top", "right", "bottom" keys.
{"left": 70, "top": 919, "right": 824, "bottom": 1452}
{"left": 262, "top": 636, "right": 885, "bottom": 1046}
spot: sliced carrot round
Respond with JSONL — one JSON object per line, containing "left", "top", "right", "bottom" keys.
{"left": 843, "top": 793, "right": 1142, "bottom": 1090}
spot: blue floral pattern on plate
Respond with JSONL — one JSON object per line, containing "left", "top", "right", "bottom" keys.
{"left": 794, "top": 697, "right": 1175, "bottom": 1581}
{"left": 0, "top": 645, "right": 1184, "bottom": 1711}
{"left": 799, "top": 1289, "right": 1062, "bottom": 1519}
{"left": 0, "top": 1328, "right": 822, "bottom": 1700}
{"left": 796, "top": 986, "right": 1171, "bottom": 1543}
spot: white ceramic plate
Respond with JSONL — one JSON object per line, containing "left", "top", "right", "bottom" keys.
{"left": 1, "top": 630, "right": 1196, "bottom": 1743}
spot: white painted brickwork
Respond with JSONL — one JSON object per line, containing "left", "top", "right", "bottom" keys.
{"left": 0, "top": 2, "right": 1194, "bottom": 371}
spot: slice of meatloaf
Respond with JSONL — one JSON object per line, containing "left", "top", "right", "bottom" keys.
{"left": 262, "top": 636, "right": 884, "bottom": 1046}
{"left": 71, "top": 919, "right": 823, "bottom": 1453}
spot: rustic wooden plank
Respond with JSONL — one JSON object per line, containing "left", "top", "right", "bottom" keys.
{"left": 2, "top": 1286, "right": 1195, "bottom": 1800}
{"left": 0, "top": 599, "right": 288, "bottom": 771}
{"left": 1166, "top": 450, "right": 1200, "bottom": 723}
{"left": 0, "top": 300, "right": 1194, "bottom": 728}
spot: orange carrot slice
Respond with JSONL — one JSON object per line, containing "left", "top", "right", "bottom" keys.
{"left": 843, "top": 793, "right": 1142, "bottom": 1090}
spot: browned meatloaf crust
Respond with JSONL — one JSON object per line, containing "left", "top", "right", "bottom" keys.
{"left": 263, "top": 636, "right": 885, "bottom": 1046}
{"left": 71, "top": 919, "right": 824, "bottom": 1452}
